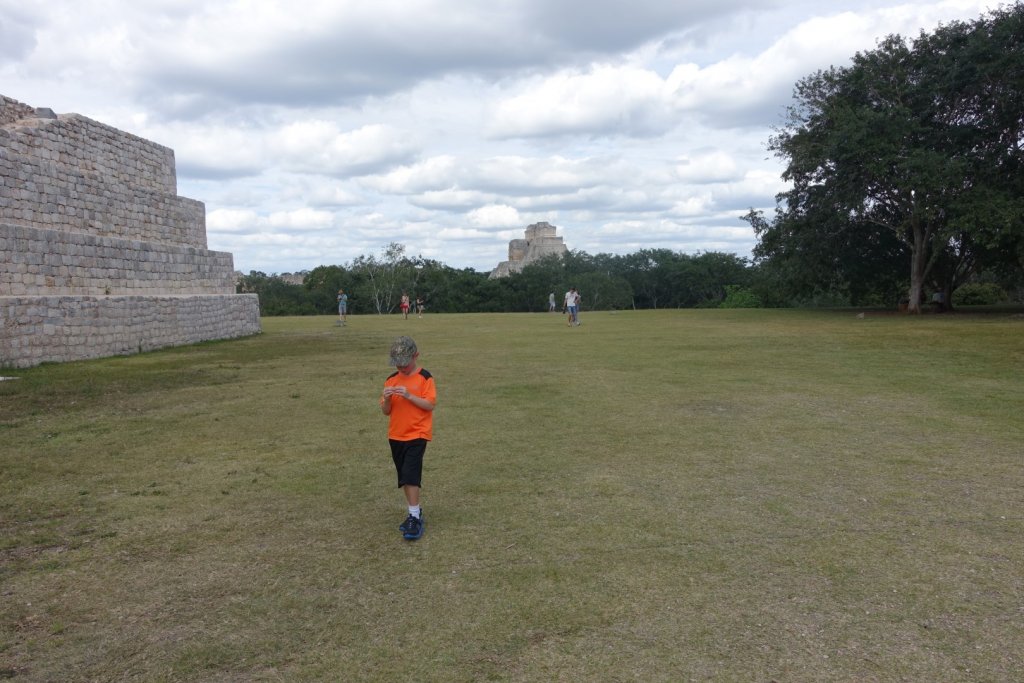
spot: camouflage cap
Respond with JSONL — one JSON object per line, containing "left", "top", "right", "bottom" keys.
{"left": 389, "top": 336, "right": 418, "bottom": 366}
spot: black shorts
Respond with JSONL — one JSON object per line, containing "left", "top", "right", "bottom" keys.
{"left": 390, "top": 438, "right": 427, "bottom": 488}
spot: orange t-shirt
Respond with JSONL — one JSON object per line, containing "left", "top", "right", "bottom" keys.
{"left": 382, "top": 367, "right": 436, "bottom": 441}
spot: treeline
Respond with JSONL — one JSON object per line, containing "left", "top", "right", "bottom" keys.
{"left": 238, "top": 239, "right": 1021, "bottom": 316}
{"left": 237, "top": 243, "right": 763, "bottom": 316}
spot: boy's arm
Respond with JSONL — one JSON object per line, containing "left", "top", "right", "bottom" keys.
{"left": 408, "top": 394, "right": 435, "bottom": 411}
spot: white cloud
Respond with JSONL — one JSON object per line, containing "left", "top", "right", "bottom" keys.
{"left": 266, "top": 208, "right": 336, "bottom": 231}
{"left": 207, "top": 207, "right": 335, "bottom": 235}
{"left": 665, "top": 1, "right": 997, "bottom": 126}
{"left": 361, "top": 156, "right": 460, "bottom": 194}
{"left": 207, "top": 208, "right": 261, "bottom": 234}
{"left": 154, "top": 124, "right": 266, "bottom": 179}
{"left": 409, "top": 188, "right": 494, "bottom": 210}
{"left": 674, "top": 151, "right": 739, "bottom": 183}
{"left": 270, "top": 121, "right": 420, "bottom": 176}
{"left": 303, "top": 184, "right": 363, "bottom": 207}
{"left": 466, "top": 204, "right": 522, "bottom": 228}
{"left": 471, "top": 155, "right": 613, "bottom": 194}
{"left": 488, "top": 64, "right": 672, "bottom": 138}
{"left": 436, "top": 227, "right": 496, "bottom": 240}
{"left": 1, "top": 0, "right": 1002, "bottom": 273}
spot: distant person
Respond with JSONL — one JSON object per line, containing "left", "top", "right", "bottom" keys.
{"left": 380, "top": 336, "right": 436, "bottom": 541}
{"left": 548, "top": 292, "right": 556, "bottom": 312}
{"left": 400, "top": 292, "right": 411, "bottom": 320}
{"left": 416, "top": 296, "right": 425, "bottom": 318}
{"left": 565, "top": 287, "right": 580, "bottom": 326}
{"left": 336, "top": 289, "right": 348, "bottom": 325}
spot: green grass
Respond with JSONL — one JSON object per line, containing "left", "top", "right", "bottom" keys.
{"left": 2, "top": 309, "right": 1022, "bottom": 681}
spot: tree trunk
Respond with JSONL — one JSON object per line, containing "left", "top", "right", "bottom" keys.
{"left": 942, "top": 284, "right": 953, "bottom": 312}
{"left": 906, "top": 217, "right": 930, "bottom": 314}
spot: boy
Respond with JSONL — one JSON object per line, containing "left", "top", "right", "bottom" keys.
{"left": 380, "top": 336, "right": 436, "bottom": 540}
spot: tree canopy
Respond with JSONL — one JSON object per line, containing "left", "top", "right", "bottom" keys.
{"left": 237, "top": 247, "right": 755, "bottom": 316}
{"left": 754, "top": 3, "right": 1024, "bottom": 312}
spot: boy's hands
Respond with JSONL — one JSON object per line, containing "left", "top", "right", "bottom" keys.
{"left": 382, "top": 385, "right": 435, "bottom": 412}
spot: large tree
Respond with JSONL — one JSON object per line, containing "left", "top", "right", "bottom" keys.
{"left": 346, "top": 242, "right": 435, "bottom": 314}
{"left": 764, "top": 4, "right": 1024, "bottom": 312}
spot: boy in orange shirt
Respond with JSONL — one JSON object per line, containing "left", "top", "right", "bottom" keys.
{"left": 380, "top": 336, "right": 436, "bottom": 540}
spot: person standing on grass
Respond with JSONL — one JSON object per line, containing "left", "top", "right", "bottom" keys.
{"left": 336, "top": 289, "right": 348, "bottom": 325}
{"left": 548, "top": 292, "right": 556, "bottom": 312}
{"left": 400, "top": 291, "right": 411, "bottom": 319}
{"left": 416, "top": 296, "right": 425, "bottom": 318}
{"left": 565, "top": 287, "right": 580, "bottom": 326}
{"left": 380, "top": 336, "right": 436, "bottom": 541}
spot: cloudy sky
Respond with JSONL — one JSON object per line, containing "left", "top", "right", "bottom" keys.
{"left": 0, "top": 0, "right": 998, "bottom": 274}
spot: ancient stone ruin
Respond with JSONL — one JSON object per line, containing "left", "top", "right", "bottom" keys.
{"left": 0, "top": 95, "right": 261, "bottom": 368}
{"left": 489, "top": 221, "right": 569, "bottom": 278}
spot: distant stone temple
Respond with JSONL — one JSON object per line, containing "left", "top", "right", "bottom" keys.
{"left": 489, "top": 222, "right": 569, "bottom": 278}
{"left": 0, "top": 95, "right": 261, "bottom": 368}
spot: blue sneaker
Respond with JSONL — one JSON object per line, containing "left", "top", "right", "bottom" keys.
{"left": 403, "top": 514, "right": 424, "bottom": 540}
{"left": 399, "top": 511, "right": 423, "bottom": 533}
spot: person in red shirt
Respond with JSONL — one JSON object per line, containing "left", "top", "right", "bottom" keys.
{"left": 380, "top": 336, "right": 436, "bottom": 540}
{"left": 400, "top": 292, "right": 411, "bottom": 319}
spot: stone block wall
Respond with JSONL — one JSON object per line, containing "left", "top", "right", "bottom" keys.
{"left": 0, "top": 111, "right": 207, "bottom": 246}
{"left": 0, "top": 295, "right": 260, "bottom": 367}
{"left": 0, "top": 96, "right": 35, "bottom": 127}
{"left": 0, "top": 223, "right": 236, "bottom": 296}
{"left": 1, "top": 95, "right": 260, "bottom": 368}
{"left": 508, "top": 238, "right": 527, "bottom": 261}
{"left": 524, "top": 222, "right": 557, "bottom": 241}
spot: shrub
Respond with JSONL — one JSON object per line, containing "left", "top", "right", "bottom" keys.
{"left": 720, "top": 285, "right": 761, "bottom": 308}
{"left": 953, "top": 283, "right": 1007, "bottom": 306}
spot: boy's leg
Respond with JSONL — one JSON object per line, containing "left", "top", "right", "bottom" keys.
{"left": 402, "top": 483, "right": 424, "bottom": 539}
{"left": 399, "top": 486, "right": 421, "bottom": 534}
{"left": 403, "top": 484, "right": 420, "bottom": 507}
{"left": 402, "top": 443, "right": 425, "bottom": 539}
{"left": 392, "top": 440, "right": 426, "bottom": 536}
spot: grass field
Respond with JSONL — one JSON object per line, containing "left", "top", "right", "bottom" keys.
{"left": 2, "top": 309, "right": 1022, "bottom": 682}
